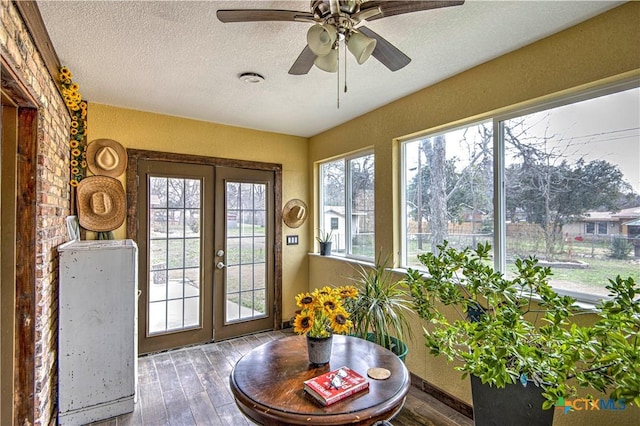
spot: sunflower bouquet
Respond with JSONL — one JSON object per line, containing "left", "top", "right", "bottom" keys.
{"left": 293, "top": 286, "right": 358, "bottom": 338}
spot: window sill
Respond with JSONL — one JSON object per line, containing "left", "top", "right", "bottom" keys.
{"left": 308, "top": 252, "right": 376, "bottom": 268}
{"left": 552, "top": 288, "right": 601, "bottom": 312}
{"left": 397, "top": 267, "right": 604, "bottom": 312}
{"left": 309, "top": 254, "right": 604, "bottom": 311}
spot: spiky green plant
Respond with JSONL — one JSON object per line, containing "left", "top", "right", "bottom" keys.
{"left": 349, "top": 253, "right": 414, "bottom": 355}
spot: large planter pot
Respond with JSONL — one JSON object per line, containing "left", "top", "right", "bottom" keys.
{"left": 471, "top": 375, "right": 554, "bottom": 426}
{"left": 364, "top": 333, "right": 408, "bottom": 362}
{"left": 306, "top": 334, "right": 333, "bottom": 366}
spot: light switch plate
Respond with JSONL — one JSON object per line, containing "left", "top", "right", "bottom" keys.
{"left": 286, "top": 235, "right": 299, "bottom": 245}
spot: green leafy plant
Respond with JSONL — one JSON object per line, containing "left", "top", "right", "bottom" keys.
{"left": 575, "top": 274, "right": 640, "bottom": 405}
{"left": 405, "top": 241, "right": 639, "bottom": 408}
{"left": 348, "top": 254, "right": 414, "bottom": 355}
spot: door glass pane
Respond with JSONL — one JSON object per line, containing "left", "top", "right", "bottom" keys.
{"left": 225, "top": 181, "right": 267, "bottom": 323}
{"left": 148, "top": 176, "right": 202, "bottom": 335}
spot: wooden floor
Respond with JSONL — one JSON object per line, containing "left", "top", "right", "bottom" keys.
{"left": 90, "top": 330, "right": 473, "bottom": 426}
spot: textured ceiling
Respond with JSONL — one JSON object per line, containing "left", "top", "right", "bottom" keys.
{"left": 37, "top": 0, "right": 624, "bottom": 137}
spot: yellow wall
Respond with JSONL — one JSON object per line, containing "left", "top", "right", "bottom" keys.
{"left": 308, "top": 3, "right": 639, "bottom": 426}
{"left": 88, "top": 104, "right": 310, "bottom": 320}
{"left": 86, "top": 2, "right": 640, "bottom": 424}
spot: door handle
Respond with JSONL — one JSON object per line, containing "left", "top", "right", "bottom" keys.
{"left": 216, "top": 262, "right": 226, "bottom": 270}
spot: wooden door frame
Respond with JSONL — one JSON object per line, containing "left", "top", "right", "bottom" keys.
{"left": 1, "top": 59, "right": 39, "bottom": 426}
{"left": 126, "top": 149, "right": 283, "bottom": 343}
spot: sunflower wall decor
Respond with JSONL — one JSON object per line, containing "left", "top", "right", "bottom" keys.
{"left": 59, "top": 66, "right": 88, "bottom": 188}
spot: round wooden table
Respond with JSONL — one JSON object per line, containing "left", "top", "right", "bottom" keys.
{"left": 229, "top": 334, "right": 410, "bottom": 425}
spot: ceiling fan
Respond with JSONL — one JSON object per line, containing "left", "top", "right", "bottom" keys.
{"left": 217, "top": 1, "right": 465, "bottom": 75}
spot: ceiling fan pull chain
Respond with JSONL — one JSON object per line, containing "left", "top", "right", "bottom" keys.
{"left": 336, "top": 44, "right": 340, "bottom": 109}
{"left": 344, "top": 43, "right": 348, "bottom": 94}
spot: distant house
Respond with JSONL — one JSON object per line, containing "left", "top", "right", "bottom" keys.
{"left": 321, "top": 206, "right": 367, "bottom": 253}
{"left": 563, "top": 206, "right": 640, "bottom": 239}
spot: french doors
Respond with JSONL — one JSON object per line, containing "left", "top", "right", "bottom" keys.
{"left": 133, "top": 155, "right": 280, "bottom": 354}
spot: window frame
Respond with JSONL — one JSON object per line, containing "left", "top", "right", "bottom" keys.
{"left": 399, "top": 77, "right": 639, "bottom": 301}
{"left": 318, "top": 150, "right": 375, "bottom": 261}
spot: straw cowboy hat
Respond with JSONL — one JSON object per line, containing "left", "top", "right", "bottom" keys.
{"left": 86, "top": 138, "right": 127, "bottom": 177}
{"left": 76, "top": 176, "right": 126, "bottom": 232}
{"left": 283, "top": 199, "right": 308, "bottom": 228}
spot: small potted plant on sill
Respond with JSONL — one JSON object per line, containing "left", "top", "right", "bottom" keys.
{"left": 348, "top": 254, "right": 414, "bottom": 361}
{"left": 316, "top": 229, "right": 333, "bottom": 256}
{"left": 293, "top": 285, "right": 358, "bottom": 366}
{"left": 404, "top": 241, "right": 639, "bottom": 426}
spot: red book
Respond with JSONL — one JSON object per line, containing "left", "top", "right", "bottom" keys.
{"left": 303, "top": 366, "right": 369, "bottom": 406}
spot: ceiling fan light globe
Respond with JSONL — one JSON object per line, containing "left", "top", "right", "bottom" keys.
{"left": 307, "top": 24, "right": 337, "bottom": 56}
{"left": 347, "top": 31, "right": 377, "bottom": 65}
{"left": 313, "top": 49, "right": 338, "bottom": 73}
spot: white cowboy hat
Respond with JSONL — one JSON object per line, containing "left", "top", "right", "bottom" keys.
{"left": 86, "top": 138, "right": 127, "bottom": 177}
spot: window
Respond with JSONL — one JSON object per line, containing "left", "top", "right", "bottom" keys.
{"left": 598, "top": 222, "right": 608, "bottom": 235}
{"left": 502, "top": 86, "right": 639, "bottom": 299}
{"left": 586, "top": 222, "right": 610, "bottom": 235}
{"left": 401, "top": 83, "right": 640, "bottom": 301}
{"left": 402, "top": 121, "right": 494, "bottom": 267}
{"left": 319, "top": 152, "right": 375, "bottom": 259}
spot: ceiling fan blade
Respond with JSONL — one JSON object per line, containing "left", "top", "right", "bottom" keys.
{"left": 358, "top": 27, "right": 411, "bottom": 72}
{"left": 289, "top": 46, "right": 316, "bottom": 75}
{"left": 216, "top": 9, "right": 315, "bottom": 23}
{"left": 360, "top": 1, "right": 465, "bottom": 21}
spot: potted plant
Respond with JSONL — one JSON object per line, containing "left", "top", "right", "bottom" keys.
{"left": 405, "top": 241, "right": 639, "bottom": 425}
{"left": 293, "top": 285, "right": 358, "bottom": 366}
{"left": 348, "top": 254, "right": 414, "bottom": 361}
{"left": 316, "top": 229, "right": 333, "bottom": 255}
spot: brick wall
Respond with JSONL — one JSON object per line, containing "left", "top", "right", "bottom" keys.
{"left": 1, "top": 0, "right": 72, "bottom": 424}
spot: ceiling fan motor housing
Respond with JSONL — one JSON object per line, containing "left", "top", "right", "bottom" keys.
{"left": 311, "top": 0, "right": 361, "bottom": 19}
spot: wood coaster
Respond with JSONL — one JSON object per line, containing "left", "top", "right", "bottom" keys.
{"left": 367, "top": 367, "right": 391, "bottom": 380}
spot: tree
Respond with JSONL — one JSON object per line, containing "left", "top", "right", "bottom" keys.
{"left": 406, "top": 139, "right": 454, "bottom": 251}
{"left": 429, "top": 135, "right": 448, "bottom": 253}
{"left": 406, "top": 123, "right": 494, "bottom": 252}
{"left": 150, "top": 177, "right": 201, "bottom": 232}
{"left": 350, "top": 154, "right": 375, "bottom": 248}
{"left": 321, "top": 159, "right": 345, "bottom": 206}
{"left": 504, "top": 115, "right": 632, "bottom": 259}
{"left": 350, "top": 154, "right": 374, "bottom": 214}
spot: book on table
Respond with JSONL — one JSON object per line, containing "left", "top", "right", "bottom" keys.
{"left": 303, "top": 366, "right": 369, "bottom": 406}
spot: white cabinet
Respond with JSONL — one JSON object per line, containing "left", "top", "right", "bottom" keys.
{"left": 58, "top": 240, "right": 138, "bottom": 425}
